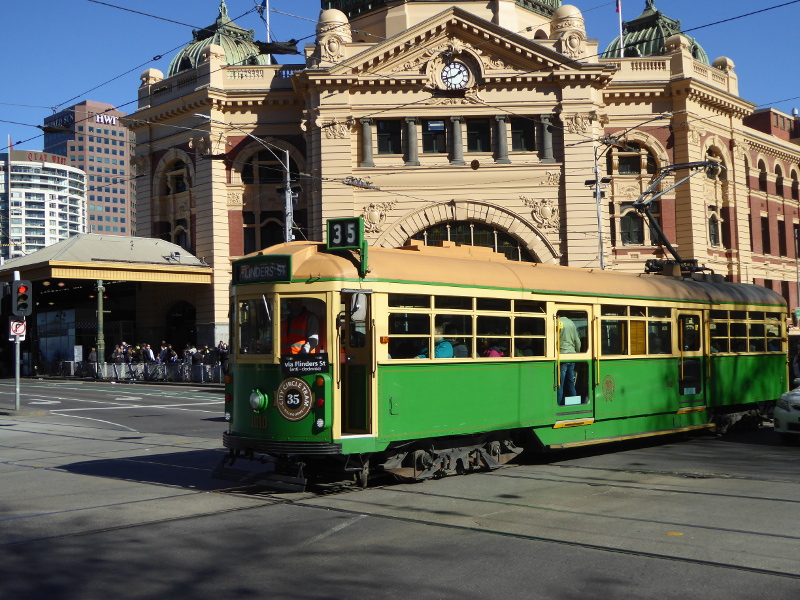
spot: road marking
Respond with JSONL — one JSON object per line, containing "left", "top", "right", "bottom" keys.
{"left": 54, "top": 414, "right": 139, "bottom": 432}
{"left": 298, "top": 515, "right": 368, "bottom": 547}
{"left": 53, "top": 402, "right": 221, "bottom": 414}
{"left": 27, "top": 399, "right": 62, "bottom": 405}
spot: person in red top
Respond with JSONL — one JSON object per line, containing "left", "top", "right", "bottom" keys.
{"left": 281, "top": 298, "right": 320, "bottom": 355}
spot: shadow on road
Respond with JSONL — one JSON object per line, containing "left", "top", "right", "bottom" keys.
{"left": 60, "top": 449, "right": 232, "bottom": 491}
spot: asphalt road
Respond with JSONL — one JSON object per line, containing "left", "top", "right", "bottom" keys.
{"left": 1, "top": 379, "right": 800, "bottom": 599}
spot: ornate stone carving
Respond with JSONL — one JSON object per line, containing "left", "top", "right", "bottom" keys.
{"left": 521, "top": 196, "right": 559, "bottom": 230}
{"left": 189, "top": 136, "right": 211, "bottom": 156}
{"left": 361, "top": 201, "right": 396, "bottom": 233}
{"left": 543, "top": 171, "right": 561, "bottom": 186}
{"left": 324, "top": 118, "right": 353, "bottom": 139}
{"left": 131, "top": 154, "right": 150, "bottom": 176}
{"left": 556, "top": 31, "right": 587, "bottom": 60}
{"left": 425, "top": 88, "right": 482, "bottom": 106}
{"left": 616, "top": 183, "right": 640, "bottom": 203}
{"left": 227, "top": 190, "right": 243, "bottom": 206}
{"left": 563, "top": 114, "right": 592, "bottom": 134}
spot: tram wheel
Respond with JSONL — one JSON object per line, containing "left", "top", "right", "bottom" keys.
{"left": 355, "top": 464, "right": 369, "bottom": 487}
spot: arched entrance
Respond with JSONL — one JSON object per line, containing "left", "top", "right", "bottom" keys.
{"left": 374, "top": 200, "right": 560, "bottom": 264}
{"left": 165, "top": 301, "right": 197, "bottom": 349}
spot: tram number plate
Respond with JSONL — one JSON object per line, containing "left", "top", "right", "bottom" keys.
{"left": 251, "top": 415, "right": 269, "bottom": 430}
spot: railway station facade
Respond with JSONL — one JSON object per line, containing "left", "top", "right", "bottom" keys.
{"left": 129, "top": 0, "right": 800, "bottom": 344}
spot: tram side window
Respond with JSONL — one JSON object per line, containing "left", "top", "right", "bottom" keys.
{"left": 238, "top": 297, "right": 273, "bottom": 354}
{"left": 681, "top": 315, "right": 701, "bottom": 351}
{"left": 436, "top": 314, "right": 473, "bottom": 358}
{"left": 601, "top": 320, "right": 627, "bottom": 355}
{"left": 709, "top": 310, "right": 782, "bottom": 353}
{"left": 388, "top": 313, "right": 430, "bottom": 358}
{"left": 514, "top": 316, "right": 546, "bottom": 356}
{"left": 477, "top": 315, "right": 511, "bottom": 358}
{"left": 648, "top": 321, "right": 671, "bottom": 353}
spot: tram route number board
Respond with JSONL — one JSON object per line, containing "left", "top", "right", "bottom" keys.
{"left": 326, "top": 217, "right": 364, "bottom": 251}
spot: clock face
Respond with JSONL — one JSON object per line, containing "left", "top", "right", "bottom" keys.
{"left": 441, "top": 61, "right": 470, "bottom": 90}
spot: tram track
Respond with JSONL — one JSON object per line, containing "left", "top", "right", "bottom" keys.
{"left": 3, "top": 458, "right": 799, "bottom": 581}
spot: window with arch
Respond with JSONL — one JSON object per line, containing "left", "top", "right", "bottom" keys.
{"left": 708, "top": 207, "right": 720, "bottom": 247}
{"left": 241, "top": 150, "right": 300, "bottom": 185}
{"left": 409, "top": 221, "right": 536, "bottom": 262}
{"left": 758, "top": 160, "right": 768, "bottom": 193}
{"left": 243, "top": 210, "right": 284, "bottom": 255}
{"left": 791, "top": 170, "right": 799, "bottom": 201}
{"left": 160, "top": 160, "right": 189, "bottom": 195}
{"left": 705, "top": 147, "right": 727, "bottom": 180}
{"left": 612, "top": 202, "right": 661, "bottom": 247}
{"left": 606, "top": 141, "right": 657, "bottom": 176}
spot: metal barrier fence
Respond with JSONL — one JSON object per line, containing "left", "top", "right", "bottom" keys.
{"left": 44, "top": 361, "right": 223, "bottom": 384}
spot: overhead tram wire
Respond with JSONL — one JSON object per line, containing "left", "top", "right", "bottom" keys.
{"left": 6, "top": 5, "right": 796, "bottom": 197}
{"left": 7, "top": 1, "right": 794, "bottom": 150}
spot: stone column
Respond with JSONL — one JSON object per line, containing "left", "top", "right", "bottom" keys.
{"left": 405, "top": 117, "right": 419, "bottom": 166}
{"left": 539, "top": 114, "right": 555, "bottom": 163}
{"left": 495, "top": 115, "right": 510, "bottom": 164}
{"left": 359, "top": 118, "right": 374, "bottom": 167}
{"left": 450, "top": 116, "right": 465, "bottom": 165}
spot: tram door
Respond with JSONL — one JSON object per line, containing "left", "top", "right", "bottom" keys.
{"left": 678, "top": 312, "right": 706, "bottom": 405}
{"left": 340, "top": 291, "right": 373, "bottom": 435}
{"left": 554, "top": 307, "right": 593, "bottom": 414}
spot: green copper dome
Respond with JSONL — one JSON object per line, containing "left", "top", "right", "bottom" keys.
{"left": 323, "top": 0, "right": 562, "bottom": 21}
{"left": 601, "top": 0, "right": 709, "bottom": 65}
{"left": 168, "top": 0, "right": 270, "bottom": 76}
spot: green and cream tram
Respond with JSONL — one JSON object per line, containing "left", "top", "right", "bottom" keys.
{"left": 223, "top": 219, "right": 788, "bottom": 484}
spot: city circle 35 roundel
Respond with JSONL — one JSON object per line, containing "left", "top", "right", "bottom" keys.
{"left": 275, "top": 377, "right": 313, "bottom": 421}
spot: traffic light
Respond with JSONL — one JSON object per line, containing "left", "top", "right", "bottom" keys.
{"left": 11, "top": 280, "right": 32, "bottom": 317}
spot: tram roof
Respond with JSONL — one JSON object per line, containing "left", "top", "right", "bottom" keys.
{"left": 247, "top": 242, "right": 786, "bottom": 309}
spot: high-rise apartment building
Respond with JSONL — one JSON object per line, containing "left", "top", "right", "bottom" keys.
{"left": 43, "top": 100, "right": 135, "bottom": 236}
{"left": 0, "top": 151, "right": 86, "bottom": 259}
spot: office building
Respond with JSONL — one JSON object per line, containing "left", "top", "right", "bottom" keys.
{"left": 43, "top": 100, "right": 135, "bottom": 236}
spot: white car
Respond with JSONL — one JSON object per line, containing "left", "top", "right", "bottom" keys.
{"left": 774, "top": 387, "right": 800, "bottom": 442}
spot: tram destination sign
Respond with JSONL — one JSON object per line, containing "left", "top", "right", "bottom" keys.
{"left": 235, "top": 255, "right": 292, "bottom": 284}
{"left": 281, "top": 352, "right": 329, "bottom": 375}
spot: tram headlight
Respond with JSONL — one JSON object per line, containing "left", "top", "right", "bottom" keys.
{"left": 315, "top": 417, "right": 325, "bottom": 429}
{"left": 249, "top": 389, "right": 268, "bottom": 412}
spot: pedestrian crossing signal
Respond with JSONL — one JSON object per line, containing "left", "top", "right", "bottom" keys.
{"left": 12, "top": 280, "right": 32, "bottom": 317}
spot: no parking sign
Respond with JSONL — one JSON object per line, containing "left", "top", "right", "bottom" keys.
{"left": 9, "top": 317, "right": 26, "bottom": 341}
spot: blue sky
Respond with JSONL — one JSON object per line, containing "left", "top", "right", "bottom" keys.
{"left": 2, "top": 0, "right": 799, "bottom": 152}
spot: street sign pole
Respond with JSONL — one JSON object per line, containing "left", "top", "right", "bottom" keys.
{"left": 15, "top": 331, "right": 20, "bottom": 411}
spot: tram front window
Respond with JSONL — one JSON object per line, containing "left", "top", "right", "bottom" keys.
{"left": 280, "top": 297, "right": 326, "bottom": 355}
{"left": 238, "top": 296, "right": 273, "bottom": 354}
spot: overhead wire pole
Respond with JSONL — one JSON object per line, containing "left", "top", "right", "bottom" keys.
{"left": 576, "top": 113, "right": 673, "bottom": 269}
{"left": 194, "top": 114, "right": 294, "bottom": 242}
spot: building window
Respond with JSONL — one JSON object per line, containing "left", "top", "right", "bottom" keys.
{"left": 607, "top": 142, "right": 657, "bottom": 175}
{"left": 409, "top": 220, "right": 535, "bottom": 262}
{"left": 758, "top": 160, "right": 768, "bottom": 192}
{"left": 776, "top": 165, "right": 785, "bottom": 197}
{"left": 510, "top": 117, "right": 536, "bottom": 152}
{"left": 709, "top": 214, "right": 720, "bottom": 247}
{"left": 466, "top": 119, "right": 491, "bottom": 152}
{"left": 421, "top": 120, "right": 447, "bottom": 154}
{"left": 779, "top": 221, "right": 788, "bottom": 257}
{"left": 241, "top": 150, "right": 298, "bottom": 185}
{"left": 620, "top": 212, "right": 645, "bottom": 245}
{"left": 376, "top": 120, "right": 402, "bottom": 154}
{"left": 761, "top": 216, "right": 771, "bottom": 254}
{"left": 243, "top": 210, "right": 284, "bottom": 254}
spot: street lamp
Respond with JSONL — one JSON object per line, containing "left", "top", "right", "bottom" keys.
{"left": 194, "top": 114, "right": 295, "bottom": 243}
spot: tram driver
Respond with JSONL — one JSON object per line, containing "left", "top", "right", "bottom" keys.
{"left": 281, "top": 298, "right": 320, "bottom": 355}
{"left": 558, "top": 315, "right": 581, "bottom": 405}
